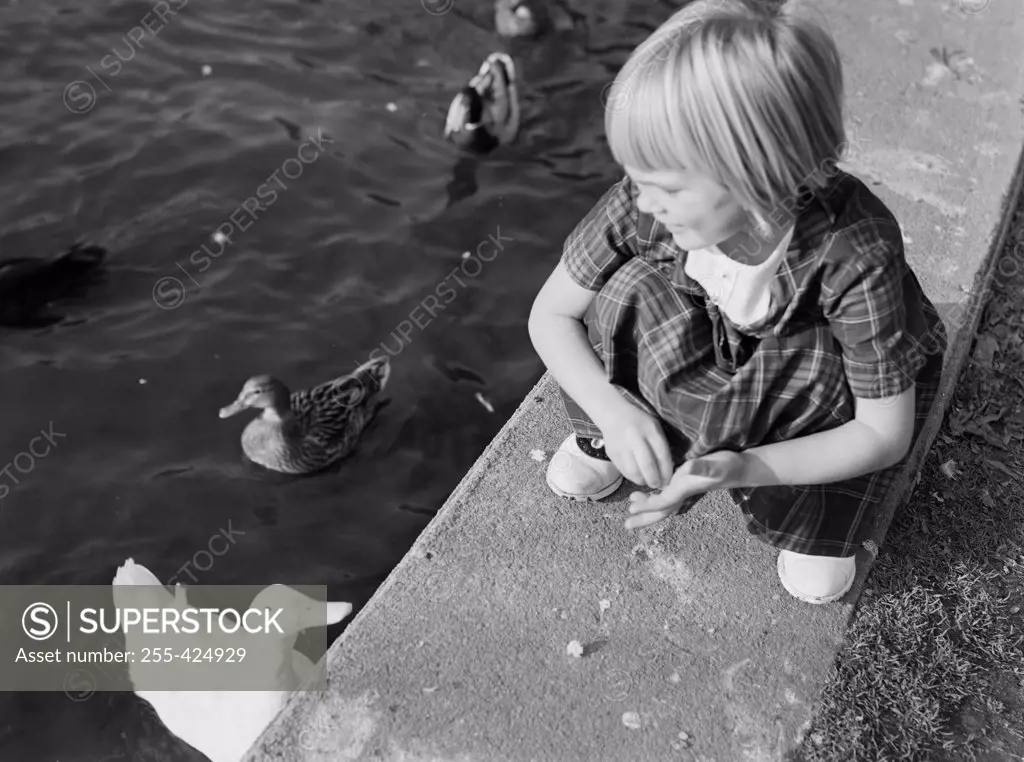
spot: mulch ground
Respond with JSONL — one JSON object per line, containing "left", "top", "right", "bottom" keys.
{"left": 797, "top": 197, "right": 1024, "bottom": 761}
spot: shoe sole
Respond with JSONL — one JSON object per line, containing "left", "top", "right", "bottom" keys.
{"left": 776, "top": 552, "right": 856, "bottom": 605}
{"left": 546, "top": 474, "right": 624, "bottom": 502}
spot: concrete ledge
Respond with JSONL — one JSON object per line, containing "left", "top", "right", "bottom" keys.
{"left": 247, "top": 376, "right": 879, "bottom": 761}
{"left": 243, "top": 1, "right": 1024, "bottom": 760}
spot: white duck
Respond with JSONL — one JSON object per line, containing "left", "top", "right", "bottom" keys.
{"left": 112, "top": 558, "right": 353, "bottom": 762}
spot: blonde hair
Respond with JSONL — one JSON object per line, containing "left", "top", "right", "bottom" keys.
{"left": 605, "top": 0, "right": 845, "bottom": 224}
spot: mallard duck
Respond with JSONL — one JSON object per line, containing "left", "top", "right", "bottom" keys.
{"left": 0, "top": 241, "right": 106, "bottom": 327}
{"left": 112, "top": 558, "right": 353, "bottom": 762}
{"left": 218, "top": 355, "right": 391, "bottom": 475}
{"left": 495, "top": 0, "right": 546, "bottom": 37}
{"left": 444, "top": 52, "right": 521, "bottom": 153}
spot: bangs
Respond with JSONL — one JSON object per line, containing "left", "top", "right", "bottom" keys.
{"left": 602, "top": 0, "right": 846, "bottom": 218}
{"left": 605, "top": 59, "right": 696, "bottom": 175}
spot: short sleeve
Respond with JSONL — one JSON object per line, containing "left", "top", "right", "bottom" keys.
{"left": 560, "top": 175, "right": 641, "bottom": 292}
{"left": 821, "top": 221, "right": 926, "bottom": 399}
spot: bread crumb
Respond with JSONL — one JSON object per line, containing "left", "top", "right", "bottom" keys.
{"left": 622, "top": 711, "right": 642, "bottom": 730}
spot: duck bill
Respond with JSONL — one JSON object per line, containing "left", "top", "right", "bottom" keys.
{"left": 218, "top": 399, "right": 247, "bottom": 418}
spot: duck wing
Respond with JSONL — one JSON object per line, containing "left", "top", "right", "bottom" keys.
{"left": 287, "top": 379, "right": 360, "bottom": 466}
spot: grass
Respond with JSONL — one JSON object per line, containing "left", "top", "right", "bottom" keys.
{"left": 795, "top": 198, "right": 1024, "bottom": 761}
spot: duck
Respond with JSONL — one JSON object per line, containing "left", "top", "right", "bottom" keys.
{"left": 444, "top": 52, "right": 521, "bottom": 153}
{"left": 0, "top": 241, "right": 106, "bottom": 327}
{"left": 218, "top": 355, "right": 391, "bottom": 475}
{"left": 112, "top": 558, "right": 353, "bottom": 762}
{"left": 495, "top": 0, "right": 546, "bottom": 37}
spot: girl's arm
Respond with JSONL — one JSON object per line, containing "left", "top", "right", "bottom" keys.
{"left": 734, "top": 386, "right": 916, "bottom": 488}
{"left": 623, "top": 386, "right": 917, "bottom": 530}
{"left": 529, "top": 175, "right": 648, "bottom": 431}
{"left": 734, "top": 221, "right": 922, "bottom": 488}
{"left": 531, "top": 176, "right": 675, "bottom": 488}
{"left": 527, "top": 263, "right": 630, "bottom": 429}
{"left": 529, "top": 263, "right": 675, "bottom": 488}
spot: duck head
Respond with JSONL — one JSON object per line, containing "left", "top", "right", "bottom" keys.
{"left": 444, "top": 53, "right": 520, "bottom": 153}
{"left": 495, "top": 0, "right": 545, "bottom": 37}
{"left": 219, "top": 375, "right": 292, "bottom": 420}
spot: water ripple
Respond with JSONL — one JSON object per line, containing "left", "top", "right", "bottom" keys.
{"left": 0, "top": 0, "right": 660, "bottom": 757}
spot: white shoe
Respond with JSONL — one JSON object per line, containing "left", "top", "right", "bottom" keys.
{"left": 777, "top": 550, "right": 856, "bottom": 604}
{"left": 546, "top": 434, "right": 623, "bottom": 501}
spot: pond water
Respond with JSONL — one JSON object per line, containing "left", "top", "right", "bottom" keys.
{"left": 0, "top": 0, "right": 670, "bottom": 758}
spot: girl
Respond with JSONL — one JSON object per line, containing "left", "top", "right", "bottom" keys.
{"left": 527, "top": 0, "right": 946, "bottom": 604}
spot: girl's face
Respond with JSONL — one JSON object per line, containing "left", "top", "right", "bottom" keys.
{"left": 626, "top": 165, "right": 753, "bottom": 254}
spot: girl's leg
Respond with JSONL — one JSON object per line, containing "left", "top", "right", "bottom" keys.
{"left": 545, "top": 385, "right": 625, "bottom": 501}
{"left": 546, "top": 256, "right": 699, "bottom": 501}
{"left": 556, "top": 383, "right": 607, "bottom": 450}
{"left": 733, "top": 344, "right": 946, "bottom": 603}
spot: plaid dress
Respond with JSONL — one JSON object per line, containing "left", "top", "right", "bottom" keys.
{"left": 558, "top": 170, "right": 946, "bottom": 558}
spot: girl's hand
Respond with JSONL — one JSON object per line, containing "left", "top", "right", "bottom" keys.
{"left": 624, "top": 451, "right": 748, "bottom": 530}
{"left": 597, "top": 403, "right": 675, "bottom": 489}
